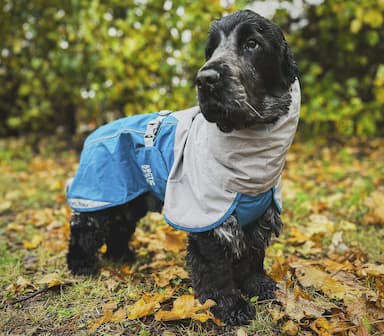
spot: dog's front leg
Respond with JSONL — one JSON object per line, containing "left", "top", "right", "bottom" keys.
{"left": 234, "top": 205, "right": 282, "bottom": 300}
{"left": 187, "top": 232, "right": 255, "bottom": 325}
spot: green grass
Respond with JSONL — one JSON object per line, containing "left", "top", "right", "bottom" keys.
{"left": 1, "top": 136, "right": 383, "bottom": 335}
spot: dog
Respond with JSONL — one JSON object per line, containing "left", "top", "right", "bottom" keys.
{"left": 66, "top": 10, "right": 300, "bottom": 325}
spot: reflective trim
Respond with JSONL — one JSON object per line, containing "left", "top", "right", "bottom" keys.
{"left": 67, "top": 198, "right": 111, "bottom": 209}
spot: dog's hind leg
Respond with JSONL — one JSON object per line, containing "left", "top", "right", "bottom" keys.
{"left": 234, "top": 205, "right": 282, "bottom": 300}
{"left": 187, "top": 230, "right": 255, "bottom": 325}
{"left": 104, "top": 193, "right": 162, "bottom": 262}
{"left": 67, "top": 212, "right": 105, "bottom": 275}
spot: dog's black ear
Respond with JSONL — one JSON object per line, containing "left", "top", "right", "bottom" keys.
{"left": 281, "top": 40, "right": 298, "bottom": 87}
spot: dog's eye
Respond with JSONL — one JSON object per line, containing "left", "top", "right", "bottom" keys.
{"left": 244, "top": 39, "right": 259, "bottom": 51}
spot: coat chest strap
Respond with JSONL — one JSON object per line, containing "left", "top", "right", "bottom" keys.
{"left": 144, "top": 110, "right": 172, "bottom": 147}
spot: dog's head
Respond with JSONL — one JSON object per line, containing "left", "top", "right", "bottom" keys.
{"left": 196, "top": 10, "right": 298, "bottom": 132}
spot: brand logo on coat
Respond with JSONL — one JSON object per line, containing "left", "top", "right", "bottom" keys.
{"left": 141, "top": 164, "right": 156, "bottom": 186}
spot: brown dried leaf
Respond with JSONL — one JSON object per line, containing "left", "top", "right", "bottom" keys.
{"left": 359, "top": 263, "right": 384, "bottom": 277}
{"left": 291, "top": 263, "right": 351, "bottom": 300}
{"left": 279, "top": 288, "right": 325, "bottom": 321}
{"left": 6, "top": 276, "right": 36, "bottom": 293}
{"left": 155, "top": 295, "right": 216, "bottom": 324}
{"left": 281, "top": 320, "right": 299, "bottom": 335}
{"left": 89, "top": 302, "right": 124, "bottom": 331}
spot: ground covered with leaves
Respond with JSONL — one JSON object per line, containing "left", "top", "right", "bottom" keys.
{"left": 0, "top": 137, "right": 383, "bottom": 336}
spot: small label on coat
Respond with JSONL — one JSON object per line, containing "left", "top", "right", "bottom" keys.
{"left": 141, "top": 164, "right": 156, "bottom": 186}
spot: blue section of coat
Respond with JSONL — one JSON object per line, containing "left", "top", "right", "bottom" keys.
{"left": 67, "top": 112, "right": 178, "bottom": 211}
{"left": 67, "top": 112, "right": 280, "bottom": 231}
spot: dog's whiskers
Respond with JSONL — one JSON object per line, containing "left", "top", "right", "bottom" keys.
{"left": 244, "top": 101, "right": 265, "bottom": 119}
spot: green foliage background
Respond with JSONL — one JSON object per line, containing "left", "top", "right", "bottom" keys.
{"left": 0, "top": 0, "right": 383, "bottom": 137}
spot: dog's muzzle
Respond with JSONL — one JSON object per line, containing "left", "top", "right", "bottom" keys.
{"left": 196, "top": 68, "right": 220, "bottom": 90}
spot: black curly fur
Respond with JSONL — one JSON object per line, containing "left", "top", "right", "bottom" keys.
{"left": 67, "top": 193, "right": 161, "bottom": 275}
{"left": 67, "top": 198, "right": 282, "bottom": 325}
{"left": 186, "top": 205, "right": 282, "bottom": 325}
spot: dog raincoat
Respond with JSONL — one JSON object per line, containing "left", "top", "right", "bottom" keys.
{"left": 67, "top": 79, "right": 300, "bottom": 232}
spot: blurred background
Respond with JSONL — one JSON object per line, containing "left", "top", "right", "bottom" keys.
{"left": 0, "top": 0, "right": 383, "bottom": 144}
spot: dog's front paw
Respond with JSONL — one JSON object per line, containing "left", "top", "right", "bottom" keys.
{"left": 241, "top": 274, "right": 277, "bottom": 300}
{"left": 67, "top": 259, "right": 99, "bottom": 276}
{"left": 105, "top": 248, "right": 136, "bottom": 263}
{"left": 211, "top": 296, "right": 255, "bottom": 326}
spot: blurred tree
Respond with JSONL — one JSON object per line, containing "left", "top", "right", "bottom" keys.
{"left": 274, "top": 0, "right": 384, "bottom": 136}
{"left": 0, "top": 0, "right": 241, "bottom": 137}
{"left": 0, "top": 0, "right": 383, "bottom": 138}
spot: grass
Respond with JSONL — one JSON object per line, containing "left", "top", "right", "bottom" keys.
{"left": 0, "top": 136, "right": 383, "bottom": 335}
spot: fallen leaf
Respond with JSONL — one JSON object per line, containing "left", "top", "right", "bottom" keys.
{"left": 310, "top": 317, "right": 334, "bottom": 336}
{"left": 36, "top": 273, "right": 62, "bottom": 288}
{"left": 155, "top": 295, "right": 216, "bottom": 324}
{"left": 275, "top": 286, "right": 325, "bottom": 321}
{"left": 281, "top": 320, "right": 299, "bottom": 335}
{"left": 157, "top": 225, "right": 186, "bottom": 253}
{"left": 127, "top": 291, "right": 173, "bottom": 319}
{"left": 269, "top": 256, "right": 288, "bottom": 282}
{"left": 23, "top": 234, "right": 44, "bottom": 249}
{"left": 89, "top": 302, "right": 125, "bottom": 331}
{"left": 6, "top": 276, "right": 36, "bottom": 293}
{"left": 360, "top": 263, "right": 384, "bottom": 277}
{"left": 154, "top": 266, "right": 189, "bottom": 287}
{"left": 290, "top": 262, "right": 350, "bottom": 300}
{"left": 99, "top": 244, "right": 107, "bottom": 254}
{"left": 306, "top": 214, "right": 335, "bottom": 236}
{"left": 286, "top": 227, "right": 310, "bottom": 244}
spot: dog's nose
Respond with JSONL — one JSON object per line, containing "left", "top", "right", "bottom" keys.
{"left": 196, "top": 69, "right": 220, "bottom": 88}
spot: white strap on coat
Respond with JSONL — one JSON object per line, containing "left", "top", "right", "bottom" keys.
{"left": 144, "top": 110, "right": 172, "bottom": 146}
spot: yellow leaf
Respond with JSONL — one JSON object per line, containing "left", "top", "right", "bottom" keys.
{"left": 310, "top": 317, "right": 334, "bottom": 336}
{"left": 98, "top": 243, "right": 107, "bottom": 254}
{"left": 155, "top": 295, "right": 216, "bottom": 323}
{"left": 110, "top": 308, "right": 126, "bottom": 322}
{"left": 23, "top": 234, "right": 43, "bottom": 249}
{"left": 154, "top": 266, "right": 189, "bottom": 287}
{"left": 36, "top": 273, "right": 62, "bottom": 288}
{"left": 157, "top": 225, "right": 186, "bottom": 253}
{"left": 127, "top": 297, "right": 161, "bottom": 319}
{"left": 281, "top": 320, "right": 299, "bottom": 335}
{"left": 127, "top": 292, "right": 172, "bottom": 320}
